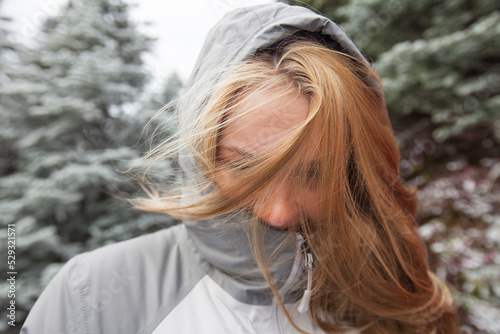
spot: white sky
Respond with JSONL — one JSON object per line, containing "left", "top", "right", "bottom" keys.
{"left": 1, "top": 0, "right": 274, "bottom": 89}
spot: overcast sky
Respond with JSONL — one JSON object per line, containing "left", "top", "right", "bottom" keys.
{"left": 1, "top": 0, "right": 274, "bottom": 86}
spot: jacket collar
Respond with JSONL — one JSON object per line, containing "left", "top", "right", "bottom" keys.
{"left": 184, "top": 216, "right": 305, "bottom": 305}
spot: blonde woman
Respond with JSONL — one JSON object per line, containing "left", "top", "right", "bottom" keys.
{"left": 22, "top": 3, "right": 458, "bottom": 333}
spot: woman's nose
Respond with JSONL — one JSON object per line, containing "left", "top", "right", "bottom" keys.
{"left": 253, "top": 183, "right": 298, "bottom": 229}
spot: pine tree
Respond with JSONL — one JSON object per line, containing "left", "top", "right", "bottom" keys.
{"left": 287, "top": 0, "right": 500, "bottom": 331}
{"left": 0, "top": 0, "right": 176, "bottom": 328}
{"left": 0, "top": 0, "right": 18, "bottom": 177}
{"left": 144, "top": 71, "right": 184, "bottom": 111}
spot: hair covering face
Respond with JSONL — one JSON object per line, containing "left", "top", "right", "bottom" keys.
{"left": 178, "top": 3, "right": 378, "bottom": 305}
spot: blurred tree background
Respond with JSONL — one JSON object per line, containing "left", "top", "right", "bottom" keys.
{"left": 0, "top": 0, "right": 180, "bottom": 331}
{"left": 287, "top": 0, "right": 500, "bottom": 332}
{"left": 0, "top": 0, "right": 498, "bottom": 332}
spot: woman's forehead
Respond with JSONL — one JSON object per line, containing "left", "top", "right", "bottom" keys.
{"left": 219, "top": 88, "right": 311, "bottom": 151}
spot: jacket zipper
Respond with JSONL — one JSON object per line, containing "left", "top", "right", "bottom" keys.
{"left": 297, "top": 248, "right": 313, "bottom": 313}
{"left": 271, "top": 234, "right": 313, "bottom": 333}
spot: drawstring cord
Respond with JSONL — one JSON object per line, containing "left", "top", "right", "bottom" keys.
{"left": 297, "top": 245, "right": 314, "bottom": 313}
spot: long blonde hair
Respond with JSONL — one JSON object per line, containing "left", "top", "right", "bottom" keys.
{"left": 132, "top": 39, "right": 458, "bottom": 333}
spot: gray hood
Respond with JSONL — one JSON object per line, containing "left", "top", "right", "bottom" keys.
{"left": 180, "top": 3, "right": 373, "bottom": 305}
{"left": 185, "top": 3, "right": 370, "bottom": 89}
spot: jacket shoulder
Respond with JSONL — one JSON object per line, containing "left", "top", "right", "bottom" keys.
{"left": 21, "top": 224, "right": 208, "bottom": 334}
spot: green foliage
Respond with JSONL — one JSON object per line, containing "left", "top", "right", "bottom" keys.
{"left": 0, "top": 1, "right": 19, "bottom": 178}
{"left": 144, "top": 71, "right": 184, "bottom": 112}
{"left": 285, "top": 0, "right": 500, "bottom": 331}
{"left": 0, "top": 0, "right": 177, "bottom": 330}
{"left": 288, "top": 0, "right": 500, "bottom": 141}
{"left": 376, "top": 10, "right": 500, "bottom": 139}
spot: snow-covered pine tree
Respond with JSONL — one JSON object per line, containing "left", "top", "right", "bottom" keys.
{"left": 0, "top": 0, "right": 176, "bottom": 328}
{"left": 290, "top": 0, "right": 500, "bottom": 141}
{"left": 0, "top": 0, "right": 18, "bottom": 177}
{"left": 287, "top": 0, "right": 500, "bottom": 331}
{"left": 143, "top": 71, "right": 184, "bottom": 112}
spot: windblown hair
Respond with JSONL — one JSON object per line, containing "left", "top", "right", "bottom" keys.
{"left": 132, "top": 40, "right": 458, "bottom": 333}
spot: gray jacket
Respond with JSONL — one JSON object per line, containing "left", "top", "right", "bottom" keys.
{"left": 21, "top": 3, "right": 370, "bottom": 333}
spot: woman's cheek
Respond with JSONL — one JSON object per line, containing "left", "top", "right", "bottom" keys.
{"left": 299, "top": 190, "right": 323, "bottom": 222}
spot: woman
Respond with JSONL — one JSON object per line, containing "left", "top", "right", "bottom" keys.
{"left": 21, "top": 3, "right": 458, "bottom": 333}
